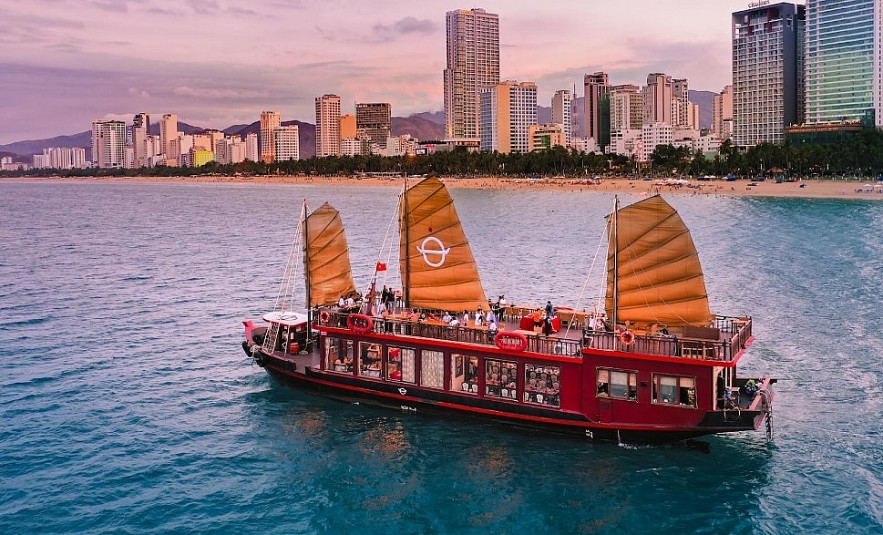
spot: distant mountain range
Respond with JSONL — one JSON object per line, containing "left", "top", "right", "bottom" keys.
{"left": 0, "top": 91, "right": 713, "bottom": 159}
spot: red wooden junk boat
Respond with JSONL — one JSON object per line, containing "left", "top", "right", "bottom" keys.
{"left": 242, "top": 178, "right": 774, "bottom": 443}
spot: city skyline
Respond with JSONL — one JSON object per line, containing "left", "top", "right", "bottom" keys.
{"left": 2, "top": 1, "right": 759, "bottom": 145}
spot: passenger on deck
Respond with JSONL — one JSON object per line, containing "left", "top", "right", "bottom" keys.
{"left": 475, "top": 308, "right": 484, "bottom": 325}
{"left": 532, "top": 309, "right": 542, "bottom": 329}
{"left": 543, "top": 316, "right": 553, "bottom": 337}
{"left": 545, "top": 300, "right": 554, "bottom": 318}
{"left": 442, "top": 311, "right": 452, "bottom": 324}
{"left": 486, "top": 309, "right": 496, "bottom": 325}
{"left": 461, "top": 310, "right": 469, "bottom": 326}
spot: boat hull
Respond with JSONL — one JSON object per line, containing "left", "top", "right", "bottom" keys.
{"left": 243, "top": 341, "right": 769, "bottom": 444}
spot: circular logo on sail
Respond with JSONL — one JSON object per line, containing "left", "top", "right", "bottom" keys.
{"left": 417, "top": 236, "right": 450, "bottom": 268}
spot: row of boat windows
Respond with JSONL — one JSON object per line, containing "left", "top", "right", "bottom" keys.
{"left": 597, "top": 369, "right": 697, "bottom": 408}
{"left": 324, "top": 338, "right": 560, "bottom": 408}
{"left": 324, "top": 338, "right": 697, "bottom": 409}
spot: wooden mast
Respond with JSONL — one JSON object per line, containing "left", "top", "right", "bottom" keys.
{"left": 401, "top": 177, "right": 410, "bottom": 308}
{"left": 612, "top": 195, "right": 619, "bottom": 333}
{"left": 301, "top": 199, "right": 311, "bottom": 310}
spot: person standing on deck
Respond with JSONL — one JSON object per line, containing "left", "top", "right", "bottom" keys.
{"left": 545, "top": 300, "right": 554, "bottom": 318}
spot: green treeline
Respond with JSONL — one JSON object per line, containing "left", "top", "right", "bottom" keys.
{"left": 7, "top": 129, "right": 883, "bottom": 179}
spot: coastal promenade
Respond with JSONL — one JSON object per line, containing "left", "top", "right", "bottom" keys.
{"left": 5, "top": 175, "right": 883, "bottom": 201}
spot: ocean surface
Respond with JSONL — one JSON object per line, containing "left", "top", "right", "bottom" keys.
{"left": 0, "top": 180, "right": 880, "bottom": 534}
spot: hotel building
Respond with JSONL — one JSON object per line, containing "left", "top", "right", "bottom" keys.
{"left": 274, "top": 125, "right": 300, "bottom": 161}
{"left": 91, "top": 120, "right": 127, "bottom": 168}
{"left": 444, "top": 8, "right": 500, "bottom": 141}
{"left": 356, "top": 103, "right": 392, "bottom": 150}
{"left": 479, "top": 80, "right": 537, "bottom": 154}
{"left": 713, "top": 85, "right": 734, "bottom": 140}
{"left": 260, "top": 111, "right": 281, "bottom": 163}
{"left": 160, "top": 114, "right": 178, "bottom": 162}
{"left": 315, "top": 94, "right": 341, "bottom": 158}
{"left": 732, "top": 2, "right": 805, "bottom": 146}
{"left": 643, "top": 73, "right": 673, "bottom": 126}
{"left": 805, "top": 0, "right": 882, "bottom": 125}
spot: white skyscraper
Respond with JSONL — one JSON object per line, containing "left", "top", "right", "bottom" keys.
{"left": 444, "top": 8, "right": 500, "bottom": 140}
{"left": 480, "top": 80, "right": 537, "bottom": 154}
{"left": 274, "top": 125, "right": 299, "bottom": 161}
{"left": 91, "top": 120, "right": 127, "bottom": 168}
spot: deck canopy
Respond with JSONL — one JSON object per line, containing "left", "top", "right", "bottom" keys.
{"left": 606, "top": 195, "right": 712, "bottom": 328}
{"left": 304, "top": 202, "right": 357, "bottom": 307}
{"left": 399, "top": 178, "right": 488, "bottom": 312}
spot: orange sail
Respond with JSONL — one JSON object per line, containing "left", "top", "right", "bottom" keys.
{"left": 606, "top": 195, "right": 711, "bottom": 327}
{"left": 304, "top": 202, "right": 357, "bottom": 307}
{"left": 399, "top": 178, "right": 488, "bottom": 312}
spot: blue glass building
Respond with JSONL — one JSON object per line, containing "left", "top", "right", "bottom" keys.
{"left": 805, "top": 0, "right": 878, "bottom": 124}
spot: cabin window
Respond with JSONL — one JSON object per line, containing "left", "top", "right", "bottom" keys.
{"left": 597, "top": 368, "right": 637, "bottom": 401}
{"left": 652, "top": 374, "right": 696, "bottom": 408}
{"left": 485, "top": 359, "right": 518, "bottom": 400}
{"left": 386, "top": 346, "right": 415, "bottom": 383}
{"left": 324, "top": 338, "right": 339, "bottom": 370}
{"left": 450, "top": 354, "right": 479, "bottom": 395}
{"left": 359, "top": 342, "right": 382, "bottom": 378}
{"left": 420, "top": 350, "right": 444, "bottom": 389}
{"left": 525, "top": 364, "right": 560, "bottom": 407}
{"left": 325, "top": 338, "right": 353, "bottom": 373}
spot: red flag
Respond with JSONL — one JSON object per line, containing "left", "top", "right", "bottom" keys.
{"left": 376, "top": 262, "right": 387, "bottom": 272}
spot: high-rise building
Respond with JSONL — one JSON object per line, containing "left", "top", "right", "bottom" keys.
{"left": 584, "top": 72, "right": 609, "bottom": 143}
{"left": 609, "top": 84, "right": 643, "bottom": 134}
{"left": 33, "top": 147, "right": 87, "bottom": 170}
{"left": 315, "top": 94, "right": 341, "bottom": 157}
{"left": 805, "top": 0, "right": 882, "bottom": 125}
{"left": 160, "top": 114, "right": 178, "bottom": 161}
{"left": 671, "top": 78, "right": 691, "bottom": 127}
{"left": 245, "top": 133, "right": 259, "bottom": 162}
{"left": 132, "top": 113, "right": 150, "bottom": 168}
{"left": 356, "top": 103, "right": 392, "bottom": 149}
{"left": 479, "top": 80, "right": 537, "bottom": 154}
{"left": 444, "top": 8, "right": 500, "bottom": 140}
{"left": 274, "top": 125, "right": 300, "bottom": 161}
{"left": 643, "top": 73, "right": 673, "bottom": 126}
{"left": 260, "top": 111, "right": 281, "bottom": 163}
{"left": 340, "top": 114, "right": 357, "bottom": 140}
{"left": 551, "top": 90, "right": 573, "bottom": 147}
{"left": 732, "top": 3, "right": 805, "bottom": 146}
{"left": 641, "top": 123, "right": 673, "bottom": 161}
{"left": 91, "top": 120, "right": 127, "bottom": 168}
{"left": 713, "top": 85, "right": 734, "bottom": 139}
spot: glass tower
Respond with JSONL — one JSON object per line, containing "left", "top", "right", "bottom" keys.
{"left": 805, "top": 0, "right": 877, "bottom": 124}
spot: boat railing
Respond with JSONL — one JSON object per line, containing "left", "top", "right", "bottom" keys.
{"left": 584, "top": 315, "right": 752, "bottom": 362}
{"left": 319, "top": 309, "right": 582, "bottom": 357}
{"left": 319, "top": 309, "right": 750, "bottom": 362}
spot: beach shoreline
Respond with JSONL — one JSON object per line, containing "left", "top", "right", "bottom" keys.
{"left": 4, "top": 174, "right": 883, "bottom": 200}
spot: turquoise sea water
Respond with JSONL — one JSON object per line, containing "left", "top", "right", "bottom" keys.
{"left": 0, "top": 181, "right": 881, "bottom": 534}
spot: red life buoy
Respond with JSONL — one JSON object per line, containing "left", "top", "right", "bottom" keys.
{"left": 495, "top": 331, "right": 528, "bottom": 352}
{"left": 347, "top": 313, "right": 374, "bottom": 334}
{"left": 319, "top": 310, "right": 331, "bottom": 325}
{"left": 619, "top": 329, "right": 635, "bottom": 347}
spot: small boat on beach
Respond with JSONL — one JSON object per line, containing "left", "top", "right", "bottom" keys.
{"left": 242, "top": 178, "right": 775, "bottom": 444}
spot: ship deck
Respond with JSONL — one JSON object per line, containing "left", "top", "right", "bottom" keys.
{"left": 319, "top": 308, "right": 752, "bottom": 362}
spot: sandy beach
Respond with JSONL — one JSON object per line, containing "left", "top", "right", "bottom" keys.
{"left": 5, "top": 174, "right": 883, "bottom": 200}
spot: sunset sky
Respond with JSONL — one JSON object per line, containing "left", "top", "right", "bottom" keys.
{"left": 0, "top": 0, "right": 761, "bottom": 144}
